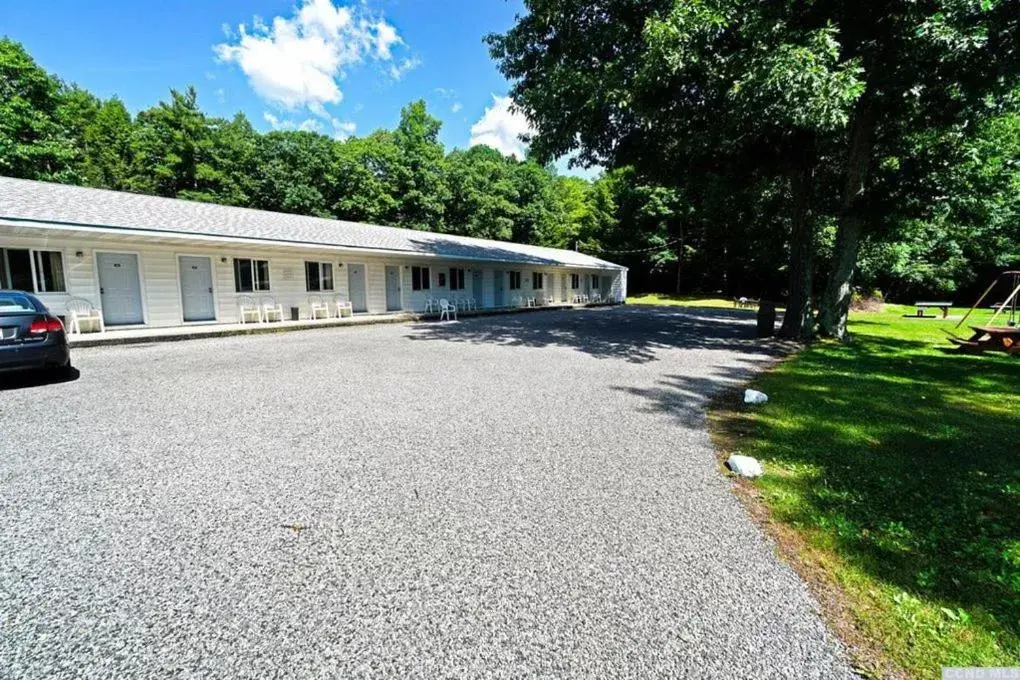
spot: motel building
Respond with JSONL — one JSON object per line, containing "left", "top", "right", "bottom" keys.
{"left": 0, "top": 177, "right": 626, "bottom": 333}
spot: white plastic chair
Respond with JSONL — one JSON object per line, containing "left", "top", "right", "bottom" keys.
{"left": 261, "top": 296, "right": 284, "bottom": 322}
{"left": 439, "top": 298, "right": 458, "bottom": 321}
{"left": 424, "top": 297, "right": 437, "bottom": 314}
{"left": 65, "top": 297, "right": 104, "bottom": 335}
{"left": 238, "top": 296, "right": 262, "bottom": 324}
{"left": 309, "top": 295, "right": 332, "bottom": 320}
{"left": 334, "top": 295, "right": 354, "bottom": 318}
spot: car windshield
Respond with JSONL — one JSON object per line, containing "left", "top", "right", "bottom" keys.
{"left": 0, "top": 293, "right": 38, "bottom": 314}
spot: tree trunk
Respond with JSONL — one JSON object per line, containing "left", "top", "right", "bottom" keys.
{"left": 778, "top": 131, "right": 817, "bottom": 341}
{"left": 674, "top": 223, "right": 685, "bottom": 294}
{"left": 819, "top": 97, "right": 877, "bottom": 339}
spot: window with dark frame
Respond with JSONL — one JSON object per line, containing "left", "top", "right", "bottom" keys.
{"left": 0, "top": 248, "right": 66, "bottom": 293}
{"left": 33, "top": 251, "right": 66, "bottom": 292}
{"left": 234, "top": 258, "right": 271, "bottom": 292}
{"left": 532, "top": 272, "right": 543, "bottom": 290}
{"left": 449, "top": 267, "right": 465, "bottom": 290}
{"left": 305, "top": 261, "right": 334, "bottom": 291}
{"left": 570, "top": 273, "right": 580, "bottom": 289}
{"left": 412, "top": 265, "right": 431, "bottom": 291}
{"left": 438, "top": 272, "right": 447, "bottom": 287}
{"left": 592, "top": 274, "right": 600, "bottom": 290}
{"left": 509, "top": 271, "right": 522, "bottom": 290}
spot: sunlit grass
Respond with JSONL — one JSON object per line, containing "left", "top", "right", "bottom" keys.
{"left": 628, "top": 292, "right": 750, "bottom": 309}
{"left": 713, "top": 308, "right": 1020, "bottom": 678}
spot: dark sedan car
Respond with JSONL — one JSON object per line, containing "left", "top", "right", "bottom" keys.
{"left": 0, "top": 290, "right": 72, "bottom": 377}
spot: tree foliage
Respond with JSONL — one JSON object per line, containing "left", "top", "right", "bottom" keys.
{"left": 489, "top": 0, "right": 1020, "bottom": 338}
{"left": 1, "top": 34, "right": 1017, "bottom": 316}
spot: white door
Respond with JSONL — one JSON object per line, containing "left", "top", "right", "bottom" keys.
{"left": 97, "top": 252, "right": 144, "bottom": 326}
{"left": 179, "top": 256, "right": 216, "bottom": 322}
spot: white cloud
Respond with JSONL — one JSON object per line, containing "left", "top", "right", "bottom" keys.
{"left": 434, "top": 87, "right": 456, "bottom": 99}
{"left": 374, "top": 21, "right": 401, "bottom": 59}
{"left": 469, "top": 95, "right": 535, "bottom": 159}
{"left": 388, "top": 56, "right": 421, "bottom": 81}
{"left": 263, "top": 112, "right": 323, "bottom": 133}
{"left": 331, "top": 118, "right": 357, "bottom": 139}
{"left": 215, "top": 0, "right": 405, "bottom": 111}
{"left": 451, "top": 102, "right": 463, "bottom": 114}
{"left": 263, "top": 111, "right": 356, "bottom": 139}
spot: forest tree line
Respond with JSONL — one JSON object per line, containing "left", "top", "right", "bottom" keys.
{"left": 3, "top": 29, "right": 1019, "bottom": 338}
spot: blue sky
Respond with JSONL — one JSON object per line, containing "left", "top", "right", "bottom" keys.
{"left": 4, "top": 0, "right": 594, "bottom": 175}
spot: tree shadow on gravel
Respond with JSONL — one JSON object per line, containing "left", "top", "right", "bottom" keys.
{"left": 612, "top": 363, "right": 777, "bottom": 428}
{"left": 406, "top": 305, "right": 793, "bottom": 364}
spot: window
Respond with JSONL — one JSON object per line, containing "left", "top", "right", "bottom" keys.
{"left": 412, "top": 266, "right": 431, "bottom": 291}
{"left": 0, "top": 248, "right": 66, "bottom": 293}
{"left": 449, "top": 268, "right": 465, "bottom": 291}
{"left": 532, "top": 272, "right": 543, "bottom": 290}
{"left": 34, "top": 251, "right": 66, "bottom": 292}
{"left": 592, "top": 274, "right": 600, "bottom": 290}
{"left": 570, "top": 273, "right": 580, "bottom": 289}
{"left": 438, "top": 272, "right": 447, "bottom": 287}
{"left": 509, "top": 271, "right": 522, "bottom": 290}
{"left": 233, "top": 258, "right": 270, "bottom": 292}
{"left": 0, "top": 292, "right": 39, "bottom": 314}
{"left": 305, "top": 261, "right": 334, "bottom": 291}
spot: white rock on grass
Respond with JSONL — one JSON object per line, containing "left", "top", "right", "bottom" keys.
{"left": 744, "top": 389, "right": 768, "bottom": 404}
{"left": 726, "top": 454, "right": 764, "bottom": 478}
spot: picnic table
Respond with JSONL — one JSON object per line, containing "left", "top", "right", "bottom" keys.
{"left": 948, "top": 325, "right": 1020, "bottom": 354}
{"left": 914, "top": 301, "right": 953, "bottom": 318}
{"left": 733, "top": 297, "right": 760, "bottom": 309}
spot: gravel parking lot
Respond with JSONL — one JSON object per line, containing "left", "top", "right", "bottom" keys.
{"left": 0, "top": 306, "right": 854, "bottom": 678}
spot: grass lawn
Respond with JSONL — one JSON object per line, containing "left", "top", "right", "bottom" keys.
{"left": 628, "top": 292, "right": 739, "bottom": 308}
{"left": 710, "top": 305, "right": 1019, "bottom": 678}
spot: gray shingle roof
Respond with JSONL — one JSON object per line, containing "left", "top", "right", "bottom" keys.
{"left": 0, "top": 177, "right": 624, "bottom": 270}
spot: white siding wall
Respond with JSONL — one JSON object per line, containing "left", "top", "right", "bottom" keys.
{"left": 1, "top": 230, "right": 627, "bottom": 327}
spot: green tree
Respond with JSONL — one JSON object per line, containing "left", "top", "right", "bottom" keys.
{"left": 250, "top": 129, "right": 335, "bottom": 216}
{"left": 444, "top": 145, "right": 518, "bottom": 240}
{"left": 489, "top": 0, "right": 864, "bottom": 339}
{"left": 129, "top": 87, "right": 229, "bottom": 201}
{"left": 392, "top": 100, "right": 449, "bottom": 230}
{"left": 333, "top": 130, "right": 402, "bottom": 224}
{"left": 815, "top": 1, "right": 1020, "bottom": 337}
{"left": 0, "top": 38, "right": 78, "bottom": 181}
{"left": 510, "top": 160, "right": 558, "bottom": 244}
{"left": 77, "top": 97, "right": 134, "bottom": 190}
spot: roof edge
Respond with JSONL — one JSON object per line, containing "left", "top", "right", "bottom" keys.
{"left": 0, "top": 217, "right": 627, "bottom": 270}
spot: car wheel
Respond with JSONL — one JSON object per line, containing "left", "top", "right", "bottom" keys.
{"left": 48, "top": 363, "right": 75, "bottom": 380}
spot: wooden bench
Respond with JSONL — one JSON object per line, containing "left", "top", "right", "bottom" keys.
{"left": 949, "top": 325, "right": 1020, "bottom": 354}
{"left": 913, "top": 301, "right": 952, "bottom": 318}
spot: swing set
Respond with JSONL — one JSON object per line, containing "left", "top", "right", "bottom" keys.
{"left": 945, "top": 270, "right": 1020, "bottom": 355}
